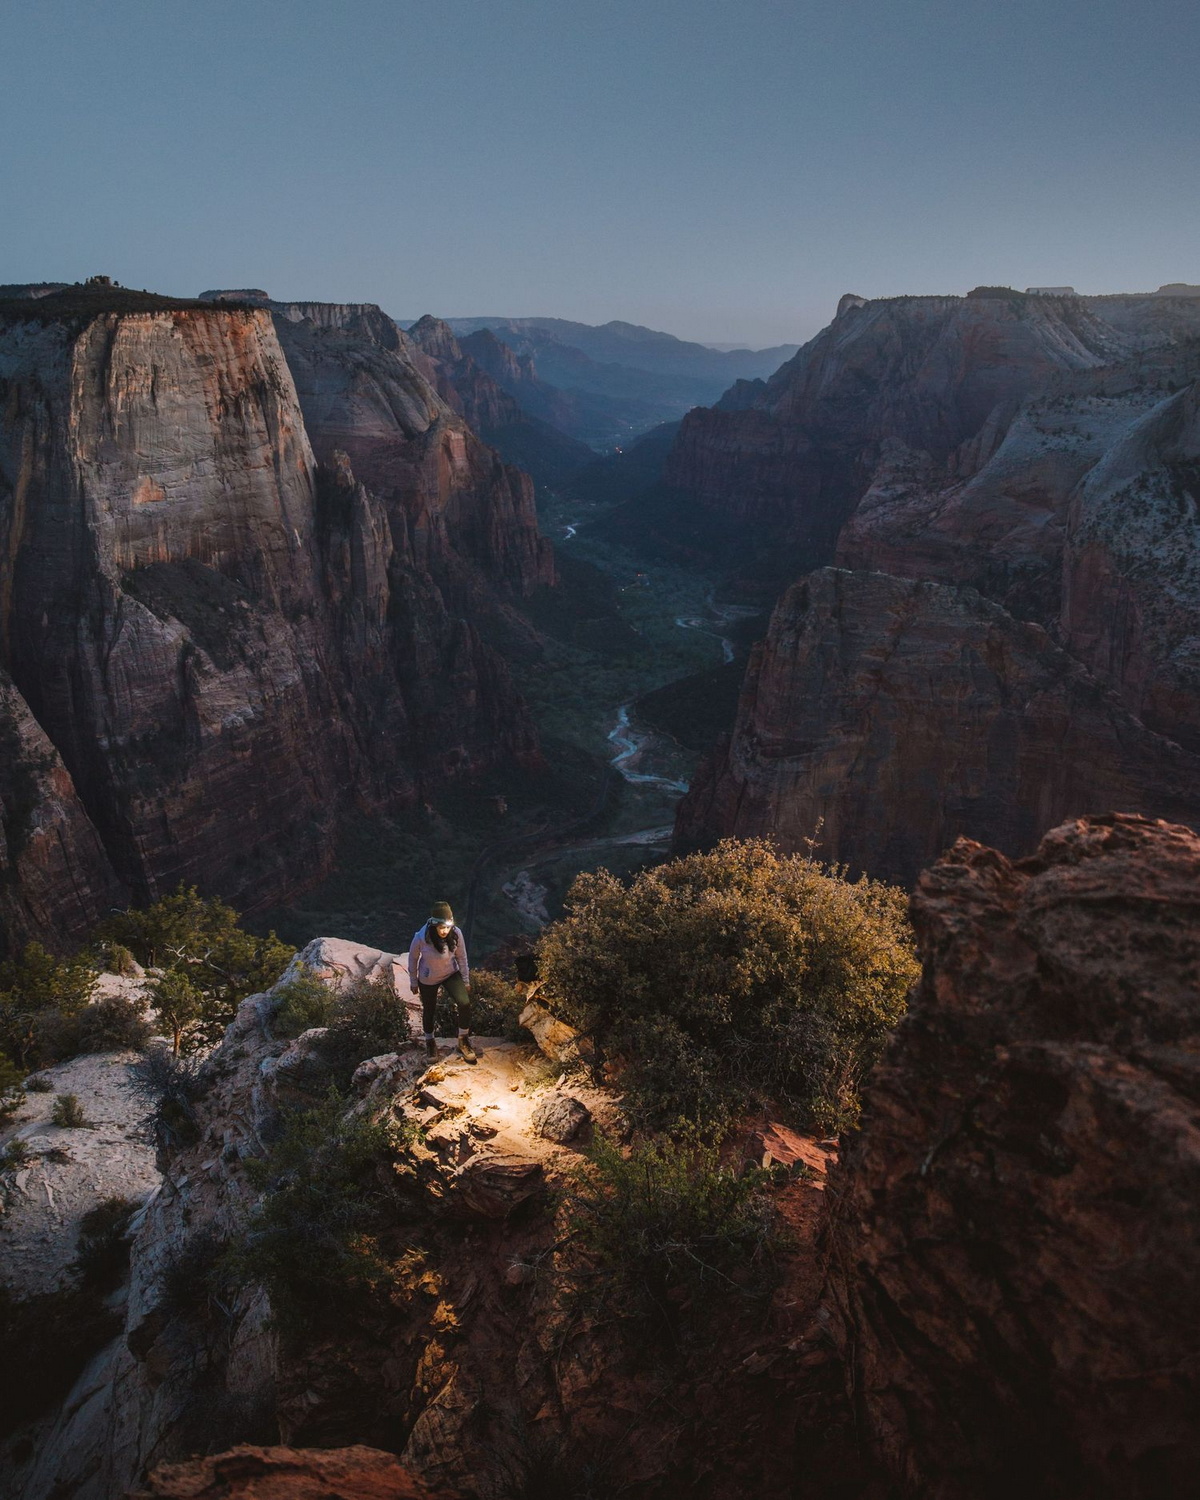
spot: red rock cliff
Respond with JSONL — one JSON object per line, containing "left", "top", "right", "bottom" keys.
{"left": 825, "top": 812, "right": 1200, "bottom": 1499}
{"left": 0, "top": 292, "right": 549, "bottom": 947}
{"left": 675, "top": 568, "right": 1200, "bottom": 885}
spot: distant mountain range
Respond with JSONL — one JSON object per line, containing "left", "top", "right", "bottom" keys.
{"left": 394, "top": 315, "right": 800, "bottom": 445}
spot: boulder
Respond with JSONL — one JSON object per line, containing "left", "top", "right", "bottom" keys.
{"left": 825, "top": 812, "right": 1200, "bottom": 1499}
{"left": 530, "top": 1092, "right": 591, "bottom": 1144}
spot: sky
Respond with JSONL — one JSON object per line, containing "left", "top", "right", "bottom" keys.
{"left": 1, "top": 0, "right": 1197, "bottom": 346}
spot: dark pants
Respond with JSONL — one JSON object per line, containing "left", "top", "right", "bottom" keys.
{"left": 417, "top": 972, "right": 470, "bottom": 1035}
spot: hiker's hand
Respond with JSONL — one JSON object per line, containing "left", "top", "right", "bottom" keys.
{"left": 410, "top": 987, "right": 418, "bottom": 997}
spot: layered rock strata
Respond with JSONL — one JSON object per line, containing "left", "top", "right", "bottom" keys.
{"left": 826, "top": 813, "right": 1200, "bottom": 1499}
{"left": 676, "top": 569, "right": 1200, "bottom": 885}
{"left": 0, "top": 291, "right": 548, "bottom": 947}
{"left": 665, "top": 291, "right": 1129, "bottom": 580}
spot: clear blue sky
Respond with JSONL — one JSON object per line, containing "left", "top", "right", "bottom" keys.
{"left": 2, "top": 0, "right": 1196, "bottom": 345}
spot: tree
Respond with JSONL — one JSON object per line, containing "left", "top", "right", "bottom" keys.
{"left": 536, "top": 839, "right": 920, "bottom": 1132}
{"left": 0, "top": 944, "right": 98, "bottom": 1068}
{"left": 99, "top": 886, "right": 292, "bottom": 1054}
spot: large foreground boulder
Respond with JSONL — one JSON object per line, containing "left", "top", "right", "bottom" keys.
{"left": 826, "top": 813, "right": 1200, "bottom": 1499}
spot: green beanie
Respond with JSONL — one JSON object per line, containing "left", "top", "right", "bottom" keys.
{"left": 429, "top": 902, "right": 454, "bottom": 923}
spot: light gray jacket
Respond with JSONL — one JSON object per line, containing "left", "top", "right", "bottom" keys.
{"left": 408, "top": 924, "right": 469, "bottom": 991}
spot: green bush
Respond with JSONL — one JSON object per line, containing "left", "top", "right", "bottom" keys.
{"left": 0, "top": 943, "right": 98, "bottom": 1068}
{"left": 99, "top": 885, "right": 292, "bottom": 1055}
{"left": 450, "top": 967, "right": 525, "bottom": 1039}
{"left": 0, "top": 1051, "right": 25, "bottom": 1122}
{"left": 72, "top": 995, "right": 152, "bottom": 1054}
{"left": 0, "top": 1284, "right": 122, "bottom": 1439}
{"left": 313, "top": 974, "right": 412, "bottom": 1085}
{"left": 52, "top": 1092, "right": 91, "bottom": 1128}
{"left": 226, "top": 1089, "right": 411, "bottom": 1340}
{"left": 561, "top": 1130, "right": 778, "bottom": 1342}
{"left": 536, "top": 838, "right": 919, "bottom": 1132}
{"left": 271, "top": 967, "right": 335, "bottom": 1040}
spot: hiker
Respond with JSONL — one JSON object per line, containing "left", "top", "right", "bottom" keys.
{"left": 409, "top": 902, "right": 476, "bottom": 1064}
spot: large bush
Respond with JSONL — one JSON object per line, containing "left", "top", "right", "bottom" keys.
{"left": 536, "top": 839, "right": 919, "bottom": 1131}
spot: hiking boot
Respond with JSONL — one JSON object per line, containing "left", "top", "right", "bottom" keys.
{"left": 457, "top": 1034, "right": 478, "bottom": 1065}
{"left": 424, "top": 1035, "right": 438, "bottom": 1060}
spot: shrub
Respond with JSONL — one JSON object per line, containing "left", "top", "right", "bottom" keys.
{"left": 23, "top": 1071, "right": 52, "bottom": 1092}
{"left": 52, "top": 1093, "right": 91, "bottom": 1128}
{"left": 1, "top": 1138, "right": 30, "bottom": 1169}
{"left": 314, "top": 974, "right": 412, "bottom": 1085}
{"left": 271, "top": 967, "right": 335, "bottom": 1040}
{"left": 158, "top": 1230, "right": 232, "bottom": 1321}
{"left": 459, "top": 968, "right": 526, "bottom": 1039}
{"left": 536, "top": 839, "right": 919, "bottom": 1132}
{"left": 72, "top": 994, "right": 152, "bottom": 1055}
{"left": 0, "top": 943, "right": 98, "bottom": 1068}
{"left": 71, "top": 1196, "right": 137, "bottom": 1291}
{"left": 226, "top": 1089, "right": 412, "bottom": 1340}
{"left": 0, "top": 1284, "right": 122, "bottom": 1439}
{"left": 129, "top": 1045, "right": 205, "bottom": 1150}
{"left": 96, "top": 941, "right": 139, "bottom": 977}
{"left": 561, "top": 1130, "right": 778, "bottom": 1343}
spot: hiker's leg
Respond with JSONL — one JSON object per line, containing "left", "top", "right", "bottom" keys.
{"left": 418, "top": 981, "right": 441, "bottom": 1036}
{"left": 442, "top": 972, "right": 471, "bottom": 1033}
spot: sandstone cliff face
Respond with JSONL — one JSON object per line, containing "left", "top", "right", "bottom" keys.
{"left": 270, "top": 303, "right": 553, "bottom": 604}
{"left": 665, "top": 292, "right": 1129, "bottom": 579}
{"left": 675, "top": 569, "right": 1200, "bottom": 885}
{"left": 0, "top": 669, "right": 125, "bottom": 952}
{"left": 0, "top": 294, "right": 548, "bottom": 948}
{"left": 826, "top": 813, "right": 1200, "bottom": 1499}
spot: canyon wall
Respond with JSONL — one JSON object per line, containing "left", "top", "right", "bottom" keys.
{"left": 664, "top": 291, "right": 1129, "bottom": 582}
{"left": 676, "top": 568, "right": 1200, "bottom": 885}
{"left": 672, "top": 287, "right": 1200, "bottom": 873}
{"left": 826, "top": 813, "right": 1200, "bottom": 1499}
{"left": 0, "top": 289, "right": 551, "bottom": 949}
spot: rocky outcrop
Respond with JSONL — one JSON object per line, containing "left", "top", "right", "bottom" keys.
{"left": 268, "top": 302, "right": 553, "bottom": 604}
{"left": 22, "top": 937, "right": 851, "bottom": 1500}
{"left": 665, "top": 291, "right": 1130, "bottom": 581}
{"left": 130, "top": 1444, "right": 466, "bottom": 1499}
{"left": 0, "top": 290, "right": 548, "bottom": 949}
{"left": 826, "top": 813, "right": 1200, "bottom": 1499}
{"left": 676, "top": 568, "right": 1200, "bottom": 885}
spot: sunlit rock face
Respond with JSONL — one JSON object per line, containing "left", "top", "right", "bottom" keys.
{"left": 825, "top": 812, "right": 1200, "bottom": 1500}
{"left": 675, "top": 568, "right": 1200, "bottom": 886}
{"left": 0, "top": 296, "right": 546, "bottom": 948}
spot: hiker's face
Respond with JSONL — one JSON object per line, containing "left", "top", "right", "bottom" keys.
{"left": 436, "top": 921, "right": 452, "bottom": 933}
